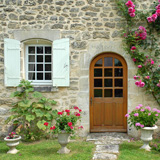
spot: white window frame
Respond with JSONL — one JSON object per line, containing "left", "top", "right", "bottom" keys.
{"left": 25, "top": 44, "right": 52, "bottom": 85}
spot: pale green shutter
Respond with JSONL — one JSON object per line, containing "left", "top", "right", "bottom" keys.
{"left": 4, "top": 38, "right": 21, "bottom": 87}
{"left": 52, "top": 38, "right": 70, "bottom": 87}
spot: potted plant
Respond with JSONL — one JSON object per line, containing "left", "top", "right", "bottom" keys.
{"left": 4, "top": 132, "right": 21, "bottom": 154}
{"left": 125, "top": 104, "right": 160, "bottom": 151}
{"left": 44, "top": 106, "right": 83, "bottom": 154}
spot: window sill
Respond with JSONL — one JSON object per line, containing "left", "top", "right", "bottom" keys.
{"left": 17, "top": 86, "right": 58, "bottom": 92}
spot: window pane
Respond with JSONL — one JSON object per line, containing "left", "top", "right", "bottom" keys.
{"left": 29, "top": 55, "right": 35, "bottom": 62}
{"left": 37, "top": 46, "right": 43, "bottom": 54}
{"left": 45, "top": 64, "right": 51, "bottom": 71}
{"left": 94, "top": 69, "right": 102, "bottom": 77}
{"left": 115, "top": 58, "right": 122, "bottom": 66}
{"left": 37, "top": 55, "right": 43, "bottom": 62}
{"left": 104, "top": 57, "right": 113, "bottom": 66}
{"left": 29, "top": 47, "right": 35, "bottom": 54}
{"left": 115, "top": 79, "right": 123, "bottom": 87}
{"left": 45, "top": 55, "right": 51, "bottom": 62}
{"left": 104, "top": 69, "right": 112, "bottom": 77}
{"left": 45, "top": 47, "right": 51, "bottom": 54}
{"left": 29, "top": 64, "right": 35, "bottom": 71}
{"left": 115, "top": 68, "right": 123, "bottom": 77}
{"left": 37, "top": 64, "right": 43, "bottom": 71}
{"left": 28, "top": 73, "right": 35, "bottom": 80}
{"left": 104, "top": 79, "right": 112, "bottom": 87}
{"left": 94, "top": 79, "right": 102, "bottom": 87}
{"left": 95, "top": 59, "right": 102, "bottom": 67}
{"left": 94, "top": 89, "right": 102, "bottom": 97}
{"left": 37, "top": 73, "right": 43, "bottom": 80}
{"left": 45, "top": 73, "right": 51, "bottom": 80}
{"left": 104, "top": 89, "right": 112, "bottom": 97}
{"left": 115, "top": 89, "right": 123, "bottom": 97}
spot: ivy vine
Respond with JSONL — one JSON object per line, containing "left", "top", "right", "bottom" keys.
{"left": 115, "top": 0, "right": 160, "bottom": 106}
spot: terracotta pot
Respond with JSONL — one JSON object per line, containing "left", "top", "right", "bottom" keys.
{"left": 57, "top": 131, "right": 70, "bottom": 154}
{"left": 140, "top": 125, "right": 157, "bottom": 151}
{"left": 4, "top": 135, "right": 21, "bottom": 154}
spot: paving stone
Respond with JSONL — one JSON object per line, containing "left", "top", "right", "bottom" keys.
{"left": 95, "top": 145, "right": 119, "bottom": 154}
{"left": 93, "top": 153, "right": 117, "bottom": 160}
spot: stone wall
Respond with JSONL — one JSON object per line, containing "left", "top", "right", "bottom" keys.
{"left": 0, "top": 0, "right": 159, "bottom": 137}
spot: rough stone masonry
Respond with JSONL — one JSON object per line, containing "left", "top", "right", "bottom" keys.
{"left": 0, "top": 0, "right": 159, "bottom": 138}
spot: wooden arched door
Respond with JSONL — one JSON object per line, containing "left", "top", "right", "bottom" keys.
{"left": 90, "top": 53, "right": 127, "bottom": 132}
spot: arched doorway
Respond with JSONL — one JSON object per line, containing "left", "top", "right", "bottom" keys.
{"left": 90, "top": 52, "right": 127, "bottom": 132}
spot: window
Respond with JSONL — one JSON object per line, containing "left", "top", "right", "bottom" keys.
{"left": 4, "top": 38, "right": 70, "bottom": 87}
{"left": 26, "top": 45, "right": 52, "bottom": 85}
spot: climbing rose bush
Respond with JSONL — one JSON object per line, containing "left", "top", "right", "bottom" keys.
{"left": 125, "top": 104, "right": 160, "bottom": 130}
{"left": 44, "top": 106, "right": 83, "bottom": 134}
{"left": 125, "top": 0, "right": 136, "bottom": 17}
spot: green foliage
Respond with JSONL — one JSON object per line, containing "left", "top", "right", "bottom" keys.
{"left": 6, "top": 80, "right": 57, "bottom": 141}
{"left": 115, "top": 0, "right": 160, "bottom": 106}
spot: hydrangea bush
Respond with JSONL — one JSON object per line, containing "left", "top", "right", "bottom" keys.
{"left": 125, "top": 104, "right": 160, "bottom": 130}
{"left": 44, "top": 106, "right": 83, "bottom": 134}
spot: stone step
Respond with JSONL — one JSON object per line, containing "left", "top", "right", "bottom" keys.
{"left": 95, "top": 145, "right": 119, "bottom": 155}
{"left": 92, "top": 153, "right": 117, "bottom": 160}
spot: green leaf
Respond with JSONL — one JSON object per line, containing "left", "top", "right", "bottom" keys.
{"left": 37, "top": 120, "right": 46, "bottom": 130}
{"left": 44, "top": 113, "right": 52, "bottom": 120}
{"left": 32, "top": 91, "right": 42, "bottom": 98}
{"left": 34, "top": 109, "right": 44, "bottom": 117}
{"left": 45, "top": 105, "right": 52, "bottom": 110}
{"left": 26, "top": 115, "right": 35, "bottom": 122}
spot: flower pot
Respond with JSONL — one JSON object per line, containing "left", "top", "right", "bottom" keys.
{"left": 140, "top": 125, "right": 157, "bottom": 151}
{"left": 57, "top": 131, "right": 70, "bottom": 154}
{"left": 4, "top": 135, "right": 21, "bottom": 154}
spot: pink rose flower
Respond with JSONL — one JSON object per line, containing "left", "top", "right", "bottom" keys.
{"left": 129, "top": 13, "right": 135, "bottom": 17}
{"left": 68, "top": 122, "right": 72, "bottom": 126}
{"left": 128, "top": 7, "right": 134, "bottom": 13}
{"left": 157, "top": 83, "right": 160, "bottom": 87}
{"left": 140, "top": 124, "right": 144, "bottom": 128}
{"left": 140, "top": 109, "right": 145, "bottom": 112}
{"left": 156, "top": 9, "right": 160, "bottom": 16}
{"left": 147, "top": 17, "right": 152, "bottom": 23}
{"left": 134, "top": 113, "right": 139, "bottom": 116}
{"left": 138, "top": 65, "right": 142, "bottom": 68}
{"left": 155, "top": 114, "right": 159, "bottom": 116}
{"left": 148, "top": 113, "right": 151, "bottom": 116}
{"left": 151, "top": 14, "right": 157, "bottom": 22}
{"left": 136, "top": 106, "right": 140, "bottom": 109}
{"left": 131, "top": 46, "right": 136, "bottom": 51}
{"left": 125, "top": 114, "right": 129, "bottom": 117}
{"left": 156, "top": 4, "right": 160, "bottom": 9}
{"left": 70, "top": 126, "right": 73, "bottom": 129}
{"left": 132, "top": 58, "right": 136, "bottom": 62}
{"left": 139, "top": 26, "right": 146, "bottom": 32}
{"left": 125, "top": 0, "right": 134, "bottom": 7}
{"left": 135, "top": 123, "right": 141, "bottom": 126}
{"left": 151, "top": 60, "right": 154, "bottom": 65}
{"left": 133, "top": 75, "right": 140, "bottom": 80}
{"left": 146, "top": 106, "right": 151, "bottom": 111}
{"left": 139, "top": 104, "right": 143, "bottom": 107}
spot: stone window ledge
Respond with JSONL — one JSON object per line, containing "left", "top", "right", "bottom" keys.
{"left": 17, "top": 86, "right": 58, "bottom": 92}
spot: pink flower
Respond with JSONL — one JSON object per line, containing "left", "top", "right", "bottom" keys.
{"left": 134, "top": 113, "right": 139, "bottom": 116}
{"left": 148, "top": 113, "right": 151, "bottom": 116}
{"left": 156, "top": 9, "right": 160, "bottom": 16}
{"left": 140, "top": 124, "right": 144, "bottom": 128}
{"left": 65, "top": 110, "right": 70, "bottom": 113}
{"left": 44, "top": 122, "right": 49, "bottom": 126}
{"left": 128, "top": 110, "right": 131, "bottom": 113}
{"left": 74, "top": 106, "right": 79, "bottom": 110}
{"left": 155, "top": 114, "right": 159, "bottom": 116}
{"left": 68, "top": 122, "right": 72, "bottom": 126}
{"left": 129, "top": 13, "right": 135, "bottom": 17}
{"left": 70, "top": 126, "right": 73, "bottom": 129}
{"left": 135, "top": 123, "right": 141, "bottom": 126}
{"left": 153, "top": 108, "right": 157, "bottom": 112}
{"left": 134, "top": 75, "right": 140, "bottom": 80}
{"left": 159, "top": 0, "right": 160, "bottom": 3}
{"left": 138, "top": 65, "right": 142, "bottom": 68}
{"left": 78, "top": 126, "right": 83, "bottom": 129}
{"left": 147, "top": 17, "right": 152, "bottom": 23}
{"left": 146, "top": 106, "right": 151, "bottom": 111}
{"left": 140, "top": 82, "right": 145, "bottom": 87}
{"left": 159, "top": 65, "right": 160, "bottom": 67}
{"left": 128, "top": 7, "right": 135, "bottom": 13}
{"left": 125, "top": 0, "right": 134, "bottom": 7}
{"left": 132, "top": 58, "right": 136, "bottom": 62}
{"left": 50, "top": 126, "right": 56, "bottom": 130}
{"left": 76, "top": 113, "right": 81, "bottom": 117}
{"left": 151, "top": 14, "right": 157, "bottom": 22}
{"left": 131, "top": 46, "right": 136, "bottom": 51}
{"left": 135, "top": 81, "right": 139, "bottom": 86}
{"left": 144, "top": 76, "right": 150, "bottom": 79}
{"left": 151, "top": 60, "right": 154, "bottom": 65}
{"left": 79, "top": 109, "right": 82, "bottom": 112}
{"left": 157, "top": 83, "right": 160, "bottom": 87}
{"left": 156, "top": 110, "right": 160, "bottom": 113}
{"left": 156, "top": 4, "right": 160, "bottom": 9}
{"left": 139, "top": 104, "right": 143, "bottom": 107}
{"left": 140, "top": 109, "right": 145, "bottom": 112}
{"left": 136, "top": 106, "right": 140, "bottom": 109}
{"left": 125, "top": 114, "right": 129, "bottom": 117}
{"left": 58, "top": 112, "right": 63, "bottom": 115}
{"left": 135, "top": 80, "right": 145, "bottom": 87}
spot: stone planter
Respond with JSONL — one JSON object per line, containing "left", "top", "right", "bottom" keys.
{"left": 57, "top": 131, "right": 70, "bottom": 154}
{"left": 4, "top": 135, "right": 21, "bottom": 154}
{"left": 140, "top": 125, "right": 157, "bottom": 151}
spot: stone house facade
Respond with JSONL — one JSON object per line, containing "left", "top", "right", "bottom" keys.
{"left": 0, "top": 0, "right": 159, "bottom": 138}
